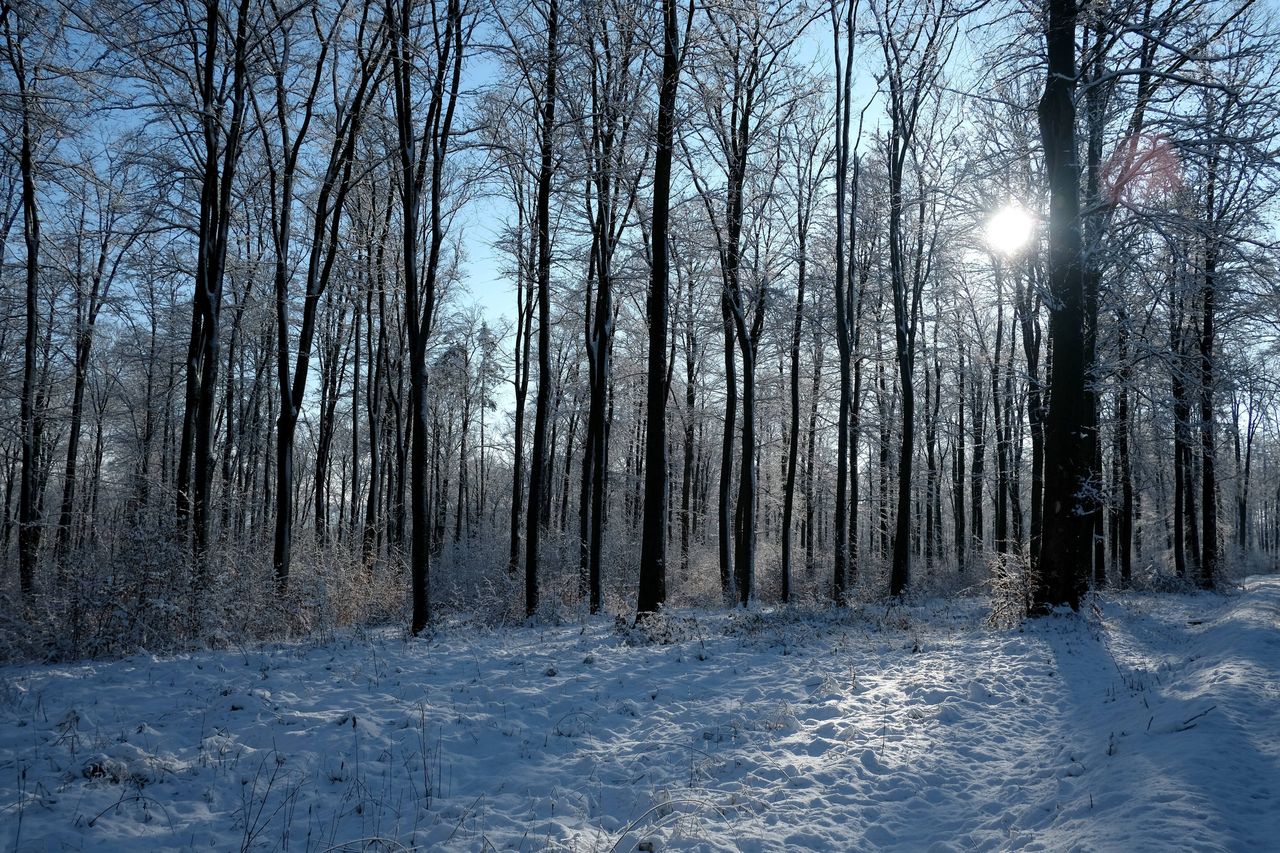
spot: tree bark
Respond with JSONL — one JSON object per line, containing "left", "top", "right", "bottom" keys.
{"left": 1035, "top": 0, "right": 1091, "bottom": 610}
{"left": 637, "top": 0, "right": 683, "bottom": 616}
{"left": 524, "top": 0, "right": 558, "bottom": 617}
{"left": 390, "top": 0, "right": 467, "bottom": 633}
{"left": 830, "top": 0, "right": 856, "bottom": 602}
{"left": 6, "top": 0, "right": 41, "bottom": 597}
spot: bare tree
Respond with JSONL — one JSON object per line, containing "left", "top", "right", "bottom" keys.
{"left": 256, "top": 0, "right": 386, "bottom": 589}
{"left": 637, "top": 0, "right": 691, "bottom": 616}
{"left": 388, "top": 0, "right": 472, "bottom": 633}
{"left": 873, "top": 0, "right": 955, "bottom": 596}
{"left": 2, "top": 0, "right": 58, "bottom": 597}
{"left": 1035, "top": 0, "right": 1090, "bottom": 610}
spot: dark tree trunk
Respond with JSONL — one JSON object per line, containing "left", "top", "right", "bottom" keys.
{"left": 925, "top": 337, "right": 942, "bottom": 566}
{"left": 1199, "top": 160, "right": 1219, "bottom": 588}
{"left": 524, "top": 0, "right": 558, "bottom": 617}
{"left": 637, "top": 0, "right": 682, "bottom": 616}
{"left": 953, "top": 344, "right": 966, "bottom": 575}
{"left": 680, "top": 263, "right": 696, "bottom": 581}
{"left": 1115, "top": 310, "right": 1132, "bottom": 585}
{"left": 830, "top": 0, "right": 856, "bottom": 603}
{"left": 187, "top": 0, "right": 253, "bottom": 584}
{"left": 1035, "top": 0, "right": 1091, "bottom": 610}
{"left": 877, "top": 0, "right": 946, "bottom": 596}
{"left": 510, "top": 218, "right": 534, "bottom": 573}
{"left": 878, "top": 341, "right": 892, "bottom": 559}
{"left": 1006, "top": 321, "right": 1023, "bottom": 551}
{"left": 11, "top": 9, "right": 40, "bottom": 597}
{"left": 781, "top": 219, "right": 808, "bottom": 602}
{"left": 269, "top": 28, "right": 379, "bottom": 584}
{"left": 992, "top": 266, "right": 1008, "bottom": 557}
{"left": 390, "top": 0, "right": 467, "bottom": 633}
{"left": 733, "top": 331, "right": 758, "bottom": 606}
{"left": 363, "top": 209, "right": 392, "bottom": 567}
{"left": 1016, "top": 265, "right": 1044, "bottom": 573}
{"left": 803, "top": 319, "right": 824, "bottom": 576}
{"left": 588, "top": 293, "right": 611, "bottom": 612}
{"left": 579, "top": 224, "right": 600, "bottom": 605}
{"left": 56, "top": 224, "right": 120, "bottom": 563}
{"left": 1172, "top": 294, "right": 1200, "bottom": 580}
{"left": 970, "top": 374, "right": 985, "bottom": 556}
{"left": 887, "top": 153, "right": 916, "bottom": 596}
{"left": 718, "top": 295, "right": 737, "bottom": 601}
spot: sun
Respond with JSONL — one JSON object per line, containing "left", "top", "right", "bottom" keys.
{"left": 985, "top": 205, "right": 1036, "bottom": 256}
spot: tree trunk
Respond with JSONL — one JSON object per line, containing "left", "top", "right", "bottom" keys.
{"left": 718, "top": 296, "right": 737, "bottom": 602}
{"left": 953, "top": 344, "right": 966, "bottom": 574}
{"left": 1034, "top": 0, "right": 1091, "bottom": 610}
{"left": 637, "top": 0, "right": 681, "bottom": 616}
{"left": 803, "top": 319, "right": 824, "bottom": 576}
{"left": 391, "top": 0, "right": 467, "bottom": 633}
{"left": 56, "top": 227, "right": 117, "bottom": 563}
{"left": 510, "top": 215, "right": 534, "bottom": 573}
{"left": 12, "top": 11, "right": 41, "bottom": 597}
{"left": 1016, "top": 265, "right": 1044, "bottom": 573}
{"left": 991, "top": 266, "right": 1008, "bottom": 557}
{"left": 680, "top": 265, "right": 696, "bottom": 581}
{"left": 1115, "top": 309, "right": 1132, "bottom": 585}
{"left": 188, "top": 0, "right": 253, "bottom": 585}
{"left": 524, "top": 0, "right": 558, "bottom": 617}
{"left": 887, "top": 154, "right": 914, "bottom": 597}
{"left": 1199, "top": 159, "right": 1219, "bottom": 588}
{"left": 781, "top": 219, "right": 808, "bottom": 602}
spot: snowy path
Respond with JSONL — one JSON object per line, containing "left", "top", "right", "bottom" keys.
{"left": 2, "top": 579, "right": 1278, "bottom": 851}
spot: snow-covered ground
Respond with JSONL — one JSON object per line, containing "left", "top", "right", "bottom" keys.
{"left": 3, "top": 577, "right": 1278, "bottom": 852}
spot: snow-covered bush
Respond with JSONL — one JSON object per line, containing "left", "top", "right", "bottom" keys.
{"left": 986, "top": 547, "right": 1035, "bottom": 628}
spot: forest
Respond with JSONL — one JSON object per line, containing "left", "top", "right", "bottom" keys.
{"left": 1, "top": 0, "right": 1278, "bottom": 653}
{"left": 3, "top": 0, "right": 1280, "bottom": 848}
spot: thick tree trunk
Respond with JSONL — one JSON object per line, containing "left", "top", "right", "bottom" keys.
{"left": 890, "top": 356, "right": 914, "bottom": 596}
{"left": 1035, "top": 0, "right": 1090, "bottom": 610}
{"left": 637, "top": 0, "right": 681, "bottom": 616}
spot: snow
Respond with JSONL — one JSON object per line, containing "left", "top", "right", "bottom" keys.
{"left": 3, "top": 577, "right": 1279, "bottom": 851}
